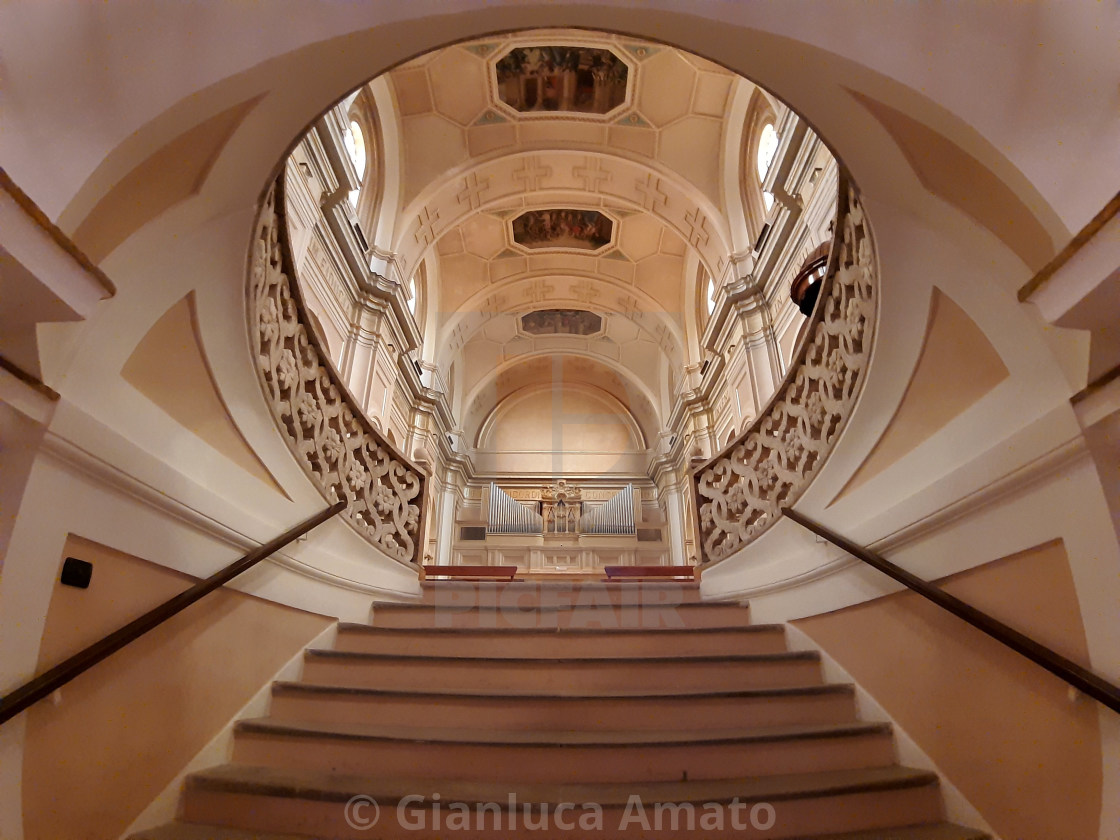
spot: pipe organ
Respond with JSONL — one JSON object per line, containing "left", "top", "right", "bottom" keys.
{"left": 470, "top": 481, "right": 663, "bottom": 572}
{"left": 580, "top": 484, "right": 635, "bottom": 535}
{"left": 488, "top": 483, "right": 544, "bottom": 534}
{"left": 487, "top": 481, "right": 637, "bottom": 536}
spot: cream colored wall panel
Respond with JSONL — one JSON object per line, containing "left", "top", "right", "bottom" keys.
{"left": 390, "top": 68, "right": 433, "bottom": 116}
{"left": 438, "top": 252, "right": 489, "bottom": 310}
{"left": 597, "top": 257, "right": 635, "bottom": 283}
{"left": 467, "top": 122, "right": 517, "bottom": 157}
{"left": 634, "top": 252, "right": 685, "bottom": 312}
{"left": 401, "top": 114, "right": 468, "bottom": 206}
{"left": 607, "top": 125, "right": 657, "bottom": 158}
{"left": 659, "top": 227, "right": 687, "bottom": 256}
{"left": 518, "top": 121, "right": 609, "bottom": 147}
{"left": 693, "top": 72, "right": 734, "bottom": 118}
{"left": 637, "top": 50, "right": 695, "bottom": 127}
{"left": 658, "top": 116, "right": 723, "bottom": 204}
{"left": 460, "top": 213, "right": 506, "bottom": 258}
{"left": 429, "top": 48, "right": 488, "bottom": 126}
{"left": 618, "top": 213, "right": 663, "bottom": 260}
{"left": 436, "top": 229, "right": 465, "bottom": 255}
{"left": 489, "top": 255, "right": 528, "bottom": 282}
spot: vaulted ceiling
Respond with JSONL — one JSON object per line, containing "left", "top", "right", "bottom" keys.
{"left": 374, "top": 30, "right": 765, "bottom": 464}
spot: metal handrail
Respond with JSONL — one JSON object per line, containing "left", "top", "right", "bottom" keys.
{"left": 783, "top": 507, "right": 1120, "bottom": 716}
{"left": 0, "top": 501, "right": 346, "bottom": 726}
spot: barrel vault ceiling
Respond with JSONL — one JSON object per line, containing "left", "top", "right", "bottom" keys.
{"left": 378, "top": 29, "right": 758, "bottom": 458}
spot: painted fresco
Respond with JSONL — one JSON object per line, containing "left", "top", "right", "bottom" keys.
{"left": 495, "top": 46, "right": 628, "bottom": 114}
{"left": 512, "top": 209, "right": 613, "bottom": 251}
{"left": 520, "top": 309, "right": 603, "bottom": 336}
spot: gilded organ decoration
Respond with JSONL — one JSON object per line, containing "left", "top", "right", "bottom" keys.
{"left": 542, "top": 480, "right": 582, "bottom": 534}
{"left": 494, "top": 46, "right": 628, "bottom": 115}
{"left": 250, "top": 179, "right": 425, "bottom": 563}
{"left": 695, "top": 177, "right": 877, "bottom": 563}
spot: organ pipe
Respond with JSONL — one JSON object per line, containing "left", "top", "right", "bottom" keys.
{"left": 488, "top": 483, "right": 544, "bottom": 534}
{"left": 580, "top": 484, "right": 635, "bottom": 535}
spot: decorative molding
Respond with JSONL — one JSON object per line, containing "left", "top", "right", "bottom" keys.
{"left": 695, "top": 173, "right": 877, "bottom": 563}
{"left": 1017, "top": 189, "right": 1120, "bottom": 302}
{"left": 249, "top": 178, "right": 425, "bottom": 564}
{"left": 0, "top": 167, "right": 116, "bottom": 297}
{"left": 38, "top": 428, "right": 412, "bottom": 597}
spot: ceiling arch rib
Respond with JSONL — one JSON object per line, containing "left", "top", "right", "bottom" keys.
{"left": 437, "top": 271, "right": 687, "bottom": 371}
{"left": 385, "top": 31, "right": 746, "bottom": 224}
{"left": 394, "top": 150, "right": 734, "bottom": 287}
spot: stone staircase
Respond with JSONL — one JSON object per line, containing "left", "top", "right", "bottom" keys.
{"left": 133, "top": 581, "right": 986, "bottom": 839}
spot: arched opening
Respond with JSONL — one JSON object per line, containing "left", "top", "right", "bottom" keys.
{"left": 4, "top": 11, "right": 1115, "bottom": 840}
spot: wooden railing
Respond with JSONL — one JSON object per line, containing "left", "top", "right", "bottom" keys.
{"left": 0, "top": 501, "right": 346, "bottom": 727}
{"left": 783, "top": 507, "right": 1120, "bottom": 716}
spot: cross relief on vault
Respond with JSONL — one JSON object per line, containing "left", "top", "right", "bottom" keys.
{"left": 684, "top": 207, "right": 711, "bottom": 248}
{"left": 513, "top": 157, "right": 553, "bottom": 192}
{"left": 573, "top": 158, "right": 613, "bottom": 193}
{"left": 413, "top": 206, "right": 442, "bottom": 247}
{"left": 571, "top": 280, "right": 600, "bottom": 303}
{"left": 457, "top": 173, "right": 492, "bottom": 210}
{"left": 635, "top": 173, "right": 669, "bottom": 213}
{"left": 522, "top": 279, "right": 556, "bottom": 303}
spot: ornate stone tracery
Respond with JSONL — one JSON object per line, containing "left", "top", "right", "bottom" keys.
{"left": 249, "top": 179, "right": 425, "bottom": 563}
{"left": 694, "top": 174, "right": 877, "bottom": 563}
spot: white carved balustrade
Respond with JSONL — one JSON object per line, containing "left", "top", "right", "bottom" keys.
{"left": 694, "top": 172, "right": 877, "bottom": 563}
{"left": 249, "top": 178, "right": 425, "bottom": 564}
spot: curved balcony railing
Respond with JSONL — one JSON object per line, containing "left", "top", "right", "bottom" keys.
{"left": 693, "top": 170, "right": 878, "bottom": 564}
{"left": 248, "top": 176, "right": 426, "bottom": 564}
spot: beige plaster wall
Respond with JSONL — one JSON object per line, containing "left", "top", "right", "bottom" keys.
{"left": 794, "top": 540, "right": 1102, "bottom": 840}
{"left": 834, "top": 287, "right": 1009, "bottom": 500}
{"left": 121, "top": 293, "right": 287, "bottom": 495}
{"left": 68, "top": 97, "right": 261, "bottom": 264}
{"left": 482, "top": 384, "right": 641, "bottom": 454}
{"left": 21, "top": 535, "right": 332, "bottom": 840}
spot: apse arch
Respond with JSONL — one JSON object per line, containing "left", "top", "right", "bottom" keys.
{"left": 460, "top": 350, "right": 661, "bottom": 448}
{"left": 475, "top": 381, "right": 646, "bottom": 454}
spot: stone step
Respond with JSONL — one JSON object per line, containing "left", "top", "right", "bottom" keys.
{"left": 132, "top": 821, "right": 988, "bottom": 840}
{"left": 174, "top": 763, "right": 950, "bottom": 839}
{"left": 334, "top": 622, "right": 788, "bottom": 657}
{"left": 231, "top": 718, "right": 896, "bottom": 783}
{"left": 419, "top": 580, "right": 703, "bottom": 606}
{"left": 368, "top": 600, "right": 752, "bottom": 630}
{"left": 300, "top": 649, "right": 822, "bottom": 693}
{"left": 268, "top": 682, "right": 859, "bottom": 730}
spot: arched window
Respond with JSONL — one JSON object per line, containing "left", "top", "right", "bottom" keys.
{"left": 706, "top": 274, "right": 717, "bottom": 314}
{"left": 757, "top": 122, "right": 778, "bottom": 212}
{"left": 344, "top": 120, "right": 366, "bottom": 208}
{"left": 408, "top": 260, "right": 426, "bottom": 325}
{"left": 740, "top": 92, "right": 780, "bottom": 240}
{"left": 757, "top": 123, "right": 778, "bottom": 180}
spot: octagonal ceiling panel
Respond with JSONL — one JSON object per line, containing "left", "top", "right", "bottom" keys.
{"left": 637, "top": 50, "right": 697, "bottom": 128}
{"left": 460, "top": 214, "right": 507, "bottom": 259}
{"left": 512, "top": 209, "right": 614, "bottom": 252}
{"left": 494, "top": 46, "right": 630, "bottom": 117}
{"left": 430, "top": 49, "right": 489, "bottom": 126}
{"left": 520, "top": 309, "right": 603, "bottom": 336}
